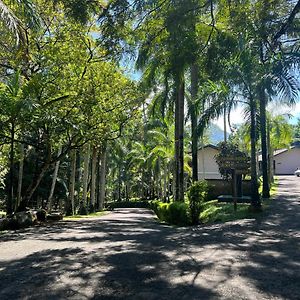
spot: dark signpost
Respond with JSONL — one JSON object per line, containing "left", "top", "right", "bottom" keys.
{"left": 216, "top": 143, "right": 251, "bottom": 211}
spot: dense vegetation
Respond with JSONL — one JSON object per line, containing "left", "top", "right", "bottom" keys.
{"left": 0, "top": 0, "right": 300, "bottom": 226}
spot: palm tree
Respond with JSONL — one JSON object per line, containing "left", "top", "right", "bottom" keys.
{"left": 136, "top": 0, "right": 205, "bottom": 201}
{"left": 0, "top": 0, "right": 39, "bottom": 44}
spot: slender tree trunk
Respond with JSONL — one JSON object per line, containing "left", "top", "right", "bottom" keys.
{"left": 250, "top": 96, "right": 261, "bottom": 210}
{"left": 90, "top": 146, "right": 97, "bottom": 211}
{"left": 174, "top": 74, "right": 185, "bottom": 201}
{"left": 190, "top": 64, "right": 198, "bottom": 182}
{"left": 167, "top": 163, "right": 171, "bottom": 202}
{"left": 259, "top": 85, "right": 270, "bottom": 198}
{"left": 7, "top": 122, "right": 15, "bottom": 215}
{"left": 48, "top": 147, "right": 61, "bottom": 212}
{"left": 75, "top": 149, "right": 81, "bottom": 210}
{"left": 16, "top": 143, "right": 24, "bottom": 212}
{"left": 82, "top": 144, "right": 90, "bottom": 207}
{"left": 163, "top": 163, "right": 167, "bottom": 201}
{"left": 18, "top": 163, "right": 50, "bottom": 211}
{"left": 98, "top": 143, "right": 107, "bottom": 211}
{"left": 67, "top": 150, "right": 76, "bottom": 215}
{"left": 267, "top": 118, "right": 274, "bottom": 183}
{"left": 224, "top": 104, "right": 227, "bottom": 143}
{"left": 96, "top": 151, "right": 101, "bottom": 210}
{"left": 118, "top": 165, "right": 122, "bottom": 201}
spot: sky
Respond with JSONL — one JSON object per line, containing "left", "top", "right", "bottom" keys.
{"left": 213, "top": 101, "right": 300, "bottom": 132}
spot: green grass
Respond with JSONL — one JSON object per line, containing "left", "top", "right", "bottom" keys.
{"left": 214, "top": 203, "right": 257, "bottom": 223}
{"left": 214, "top": 177, "right": 279, "bottom": 224}
{"left": 63, "top": 211, "right": 108, "bottom": 221}
{"left": 270, "top": 176, "right": 278, "bottom": 197}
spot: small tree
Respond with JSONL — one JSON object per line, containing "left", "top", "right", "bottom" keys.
{"left": 187, "top": 180, "right": 208, "bottom": 225}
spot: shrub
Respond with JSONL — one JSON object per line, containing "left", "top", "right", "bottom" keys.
{"left": 187, "top": 180, "right": 208, "bottom": 225}
{"left": 200, "top": 200, "right": 220, "bottom": 223}
{"left": 150, "top": 200, "right": 189, "bottom": 226}
{"left": 168, "top": 202, "right": 189, "bottom": 226}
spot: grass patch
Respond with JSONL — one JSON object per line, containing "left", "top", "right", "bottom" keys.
{"left": 214, "top": 177, "right": 279, "bottom": 224}
{"left": 214, "top": 203, "right": 257, "bottom": 223}
{"left": 64, "top": 211, "right": 108, "bottom": 221}
{"left": 270, "top": 177, "right": 278, "bottom": 197}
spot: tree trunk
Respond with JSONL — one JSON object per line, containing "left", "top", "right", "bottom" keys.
{"left": 7, "top": 122, "right": 15, "bottom": 215}
{"left": 47, "top": 147, "right": 61, "bottom": 212}
{"left": 82, "top": 144, "right": 90, "bottom": 207}
{"left": 224, "top": 104, "right": 227, "bottom": 143}
{"left": 16, "top": 143, "right": 24, "bottom": 212}
{"left": 66, "top": 149, "right": 76, "bottom": 215}
{"left": 259, "top": 85, "right": 270, "bottom": 198}
{"left": 174, "top": 74, "right": 185, "bottom": 201}
{"left": 18, "top": 163, "right": 50, "bottom": 211}
{"left": 75, "top": 149, "right": 81, "bottom": 209}
{"left": 98, "top": 143, "right": 107, "bottom": 211}
{"left": 250, "top": 96, "right": 261, "bottom": 210}
{"left": 190, "top": 64, "right": 198, "bottom": 182}
{"left": 118, "top": 165, "right": 122, "bottom": 201}
{"left": 90, "top": 146, "right": 97, "bottom": 212}
{"left": 162, "top": 163, "right": 167, "bottom": 201}
{"left": 267, "top": 118, "right": 274, "bottom": 184}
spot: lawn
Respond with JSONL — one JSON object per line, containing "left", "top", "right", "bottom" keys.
{"left": 63, "top": 211, "right": 108, "bottom": 221}
{"left": 213, "top": 177, "right": 279, "bottom": 223}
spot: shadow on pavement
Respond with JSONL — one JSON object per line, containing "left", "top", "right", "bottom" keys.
{"left": 0, "top": 176, "right": 300, "bottom": 300}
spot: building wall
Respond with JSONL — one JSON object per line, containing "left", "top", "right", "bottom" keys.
{"left": 197, "top": 147, "right": 222, "bottom": 179}
{"left": 274, "top": 148, "right": 300, "bottom": 175}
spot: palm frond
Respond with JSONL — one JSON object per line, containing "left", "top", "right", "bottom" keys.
{"left": 0, "top": 0, "right": 23, "bottom": 44}
{"left": 197, "top": 97, "right": 224, "bottom": 138}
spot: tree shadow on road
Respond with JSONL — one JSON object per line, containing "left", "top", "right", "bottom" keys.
{"left": 0, "top": 203, "right": 299, "bottom": 299}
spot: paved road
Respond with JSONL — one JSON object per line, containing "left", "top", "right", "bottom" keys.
{"left": 0, "top": 176, "right": 299, "bottom": 300}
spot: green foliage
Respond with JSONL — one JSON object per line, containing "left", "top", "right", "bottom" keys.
{"left": 214, "top": 203, "right": 257, "bottom": 223}
{"left": 150, "top": 200, "right": 189, "bottom": 226}
{"left": 187, "top": 180, "right": 209, "bottom": 225}
{"left": 199, "top": 201, "right": 220, "bottom": 223}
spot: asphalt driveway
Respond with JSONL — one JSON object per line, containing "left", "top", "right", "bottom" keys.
{"left": 0, "top": 175, "right": 299, "bottom": 299}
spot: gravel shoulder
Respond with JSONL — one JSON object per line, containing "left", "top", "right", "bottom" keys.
{"left": 0, "top": 176, "right": 299, "bottom": 300}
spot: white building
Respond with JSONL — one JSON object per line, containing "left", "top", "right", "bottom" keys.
{"left": 197, "top": 145, "right": 222, "bottom": 179}
{"left": 198, "top": 143, "right": 300, "bottom": 179}
{"left": 268, "top": 146, "right": 300, "bottom": 175}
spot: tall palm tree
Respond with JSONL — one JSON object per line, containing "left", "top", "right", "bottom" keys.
{"left": 136, "top": 0, "right": 206, "bottom": 201}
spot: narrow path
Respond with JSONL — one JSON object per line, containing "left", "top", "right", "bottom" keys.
{"left": 0, "top": 176, "right": 299, "bottom": 300}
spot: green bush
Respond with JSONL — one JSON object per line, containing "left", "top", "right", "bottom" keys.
{"left": 187, "top": 180, "right": 208, "bottom": 225}
{"left": 200, "top": 200, "right": 220, "bottom": 223}
{"left": 150, "top": 200, "right": 189, "bottom": 226}
{"left": 168, "top": 202, "right": 189, "bottom": 226}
